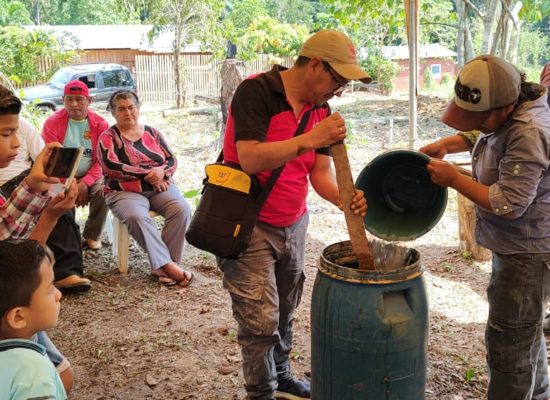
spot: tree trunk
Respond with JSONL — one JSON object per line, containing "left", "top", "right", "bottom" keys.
{"left": 455, "top": 0, "right": 466, "bottom": 67}
{"left": 457, "top": 193, "right": 492, "bottom": 261}
{"left": 491, "top": 0, "right": 521, "bottom": 58}
{"left": 219, "top": 59, "right": 244, "bottom": 147}
{"left": 507, "top": 1, "right": 523, "bottom": 62}
{"left": 481, "top": 0, "right": 499, "bottom": 53}
{"left": 173, "top": 2, "right": 184, "bottom": 109}
{"left": 464, "top": 17, "right": 475, "bottom": 62}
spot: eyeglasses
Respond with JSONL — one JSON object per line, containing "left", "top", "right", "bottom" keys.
{"left": 323, "top": 61, "right": 349, "bottom": 94}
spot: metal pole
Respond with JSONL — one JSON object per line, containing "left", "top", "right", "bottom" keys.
{"left": 408, "top": 0, "right": 418, "bottom": 149}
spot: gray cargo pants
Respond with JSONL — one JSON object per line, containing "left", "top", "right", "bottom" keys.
{"left": 218, "top": 213, "right": 309, "bottom": 400}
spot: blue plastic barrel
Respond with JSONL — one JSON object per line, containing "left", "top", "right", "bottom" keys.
{"left": 311, "top": 240, "right": 428, "bottom": 399}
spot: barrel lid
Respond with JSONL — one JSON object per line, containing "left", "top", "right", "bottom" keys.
{"left": 355, "top": 149, "right": 448, "bottom": 241}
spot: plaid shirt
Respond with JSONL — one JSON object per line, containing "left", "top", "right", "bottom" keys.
{"left": 0, "top": 181, "right": 48, "bottom": 240}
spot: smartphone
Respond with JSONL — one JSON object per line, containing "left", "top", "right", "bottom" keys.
{"left": 44, "top": 147, "right": 84, "bottom": 190}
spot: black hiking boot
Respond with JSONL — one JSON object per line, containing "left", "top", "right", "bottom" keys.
{"left": 274, "top": 375, "right": 310, "bottom": 399}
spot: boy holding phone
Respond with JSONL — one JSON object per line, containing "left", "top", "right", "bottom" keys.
{"left": 0, "top": 83, "right": 78, "bottom": 396}
{"left": 0, "top": 239, "right": 67, "bottom": 400}
{"left": 42, "top": 80, "right": 109, "bottom": 292}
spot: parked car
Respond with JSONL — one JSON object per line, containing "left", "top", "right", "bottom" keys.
{"left": 20, "top": 63, "right": 137, "bottom": 112}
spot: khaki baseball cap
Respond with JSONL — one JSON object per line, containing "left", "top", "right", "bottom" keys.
{"left": 443, "top": 55, "right": 521, "bottom": 131}
{"left": 299, "top": 30, "right": 372, "bottom": 83}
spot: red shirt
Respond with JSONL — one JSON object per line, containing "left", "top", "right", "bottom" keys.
{"left": 42, "top": 108, "right": 108, "bottom": 187}
{"left": 223, "top": 65, "right": 330, "bottom": 227}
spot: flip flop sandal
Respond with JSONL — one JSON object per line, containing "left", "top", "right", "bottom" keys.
{"left": 175, "top": 270, "right": 194, "bottom": 288}
{"left": 151, "top": 272, "right": 177, "bottom": 287}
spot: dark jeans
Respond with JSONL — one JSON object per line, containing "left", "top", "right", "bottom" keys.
{"left": 487, "top": 252, "right": 550, "bottom": 400}
{"left": 217, "top": 214, "right": 309, "bottom": 400}
{"left": 46, "top": 208, "right": 84, "bottom": 280}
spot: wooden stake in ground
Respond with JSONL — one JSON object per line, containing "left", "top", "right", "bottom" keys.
{"left": 331, "top": 142, "right": 375, "bottom": 270}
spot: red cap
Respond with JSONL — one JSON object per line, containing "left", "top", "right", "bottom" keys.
{"left": 64, "top": 80, "right": 89, "bottom": 97}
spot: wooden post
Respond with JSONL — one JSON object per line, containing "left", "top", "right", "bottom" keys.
{"left": 457, "top": 192, "right": 491, "bottom": 261}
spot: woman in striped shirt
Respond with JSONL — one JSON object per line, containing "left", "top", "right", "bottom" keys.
{"left": 98, "top": 90, "right": 193, "bottom": 287}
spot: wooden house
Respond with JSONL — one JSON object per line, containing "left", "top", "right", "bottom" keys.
{"left": 23, "top": 25, "right": 204, "bottom": 75}
{"left": 382, "top": 44, "right": 458, "bottom": 91}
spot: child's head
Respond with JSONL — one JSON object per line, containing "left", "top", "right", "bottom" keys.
{"left": 0, "top": 84, "right": 22, "bottom": 168}
{"left": 0, "top": 240, "right": 62, "bottom": 339}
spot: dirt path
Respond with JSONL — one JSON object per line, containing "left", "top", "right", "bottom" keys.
{"left": 52, "top": 92, "right": 496, "bottom": 399}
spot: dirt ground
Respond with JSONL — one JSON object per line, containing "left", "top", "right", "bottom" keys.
{"left": 52, "top": 91, "right": 498, "bottom": 399}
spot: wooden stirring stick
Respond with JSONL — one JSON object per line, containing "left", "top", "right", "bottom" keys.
{"left": 331, "top": 142, "right": 375, "bottom": 270}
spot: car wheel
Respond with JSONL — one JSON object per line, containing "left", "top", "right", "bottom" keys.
{"left": 37, "top": 104, "right": 55, "bottom": 113}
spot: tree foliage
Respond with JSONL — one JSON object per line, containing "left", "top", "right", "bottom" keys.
{"left": 263, "top": 0, "right": 316, "bottom": 26}
{"left": 0, "top": 26, "right": 77, "bottom": 83}
{"left": 0, "top": 0, "right": 33, "bottom": 26}
{"left": 120, "top": 0, "right": 225, "bottom": 108}
{"left": 236, "top": 16, "right": 310, "bottom": 60}
{"left": 223, "top": 0, "right": 332, "bottom": 57}
{"left": 19, "top": 0, "right": 140, "bottom": 25}
{"left": 225, "top": 0, "right": 269, "bottom": 40}
{"left": 322, "top": 0, "right": 550, "bottom": 72}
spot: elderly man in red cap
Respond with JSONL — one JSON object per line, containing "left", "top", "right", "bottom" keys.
{"left": 421, "top": 55, "right": 550, "bottom": 400}
{"left": 41, "top": 80, "right": 109, "bottom": 292}
{"left": 218, "top": 30, "right": 368, "bottom": 400}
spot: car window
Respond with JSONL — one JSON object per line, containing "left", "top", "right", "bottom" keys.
{"left": 77, "top": 73, "right": 97, "bottom": 89}
{"left": 102, "top": 70, "right": 131, "bottom": 88}
{"left": 49, "top": 68, "right": 74, "bottom": 88}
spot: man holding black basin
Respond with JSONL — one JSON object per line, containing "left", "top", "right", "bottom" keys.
{"left": 421, "top": 55, "right": 550, "bottom": 400}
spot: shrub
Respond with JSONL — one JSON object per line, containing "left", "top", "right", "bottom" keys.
{"left": 440, "top": 73, "right": 454, "bottom": 86}
{"left": 361, "top": 55, "right": 399, "bottom": 94}
{"left": 423, "top": 67, "right": 433, "bottom": 89}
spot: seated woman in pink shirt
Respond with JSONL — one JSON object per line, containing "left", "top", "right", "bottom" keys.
{"left": 97, "top": 90, "right": 193, "bottom": 287}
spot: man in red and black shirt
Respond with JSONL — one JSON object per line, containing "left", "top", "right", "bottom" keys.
{"left": 219, "top": 30, "right": 370, "bottom": 400}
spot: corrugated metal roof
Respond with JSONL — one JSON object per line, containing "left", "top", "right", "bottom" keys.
{"left": 22, "top": 25, "right": 203, "bottom": 53}
{"left": 382, "top": 43, "right": 457, "bottom": 60}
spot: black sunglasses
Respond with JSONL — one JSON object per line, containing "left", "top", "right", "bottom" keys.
{"left": 322, "top": 61, "right": 349, "bottom": 94}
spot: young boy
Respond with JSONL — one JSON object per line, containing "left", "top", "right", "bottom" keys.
{"left": 0, "top": 84, "right": 77, "bottom": 392}
{"left": 0, "top": 239, "right": 67, "bottom": 400}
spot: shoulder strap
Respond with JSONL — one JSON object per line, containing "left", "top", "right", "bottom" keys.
{"left": 256, "top": 109, "right": 312, "bottom": 205}
{"left": 216, "top": 109, "right": 313, "bottom": 205}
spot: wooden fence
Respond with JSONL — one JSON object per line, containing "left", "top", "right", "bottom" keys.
{"left": 15, "top": 53, "right": 295, "bottom": 107}
{"left": 135, "top": 54, "right": 295, "bottom": 106}
{"left": 14, "top": 56, "right": 64, "bottom": 88}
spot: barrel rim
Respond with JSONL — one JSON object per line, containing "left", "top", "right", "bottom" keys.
{"left": 318, "top": 240, "right": 423, "bottom": 283}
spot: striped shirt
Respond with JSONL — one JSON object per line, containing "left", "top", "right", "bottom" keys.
{"left": 98, "top": 125, "right": 178, "bottom": 193}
